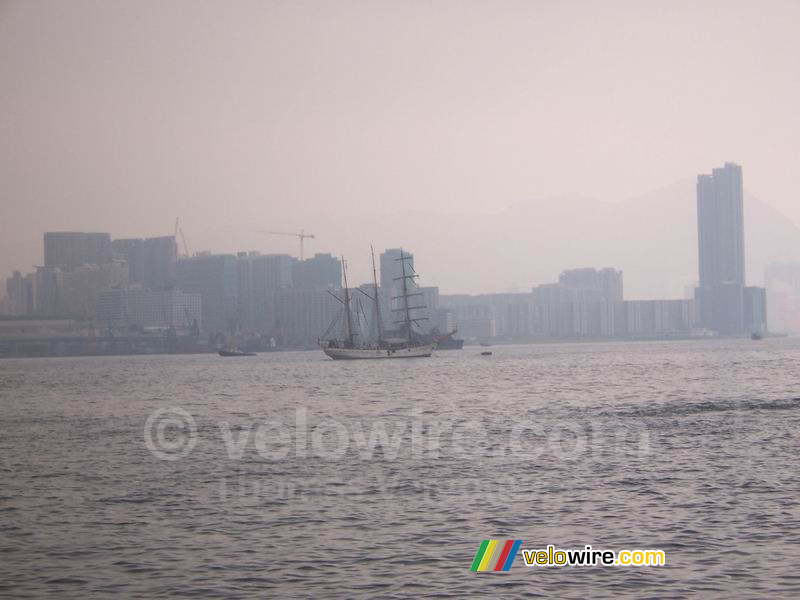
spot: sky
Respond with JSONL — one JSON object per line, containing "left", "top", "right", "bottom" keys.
{"left": 2, "top": 0, "right": 800, "bottom": 292}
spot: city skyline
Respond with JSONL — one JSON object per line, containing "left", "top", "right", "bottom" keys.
{"left": 2, "top": 169, "right": 799, "bottom": 300}
{"left": 0, "top": 162, "right": 783, "bottom": 349}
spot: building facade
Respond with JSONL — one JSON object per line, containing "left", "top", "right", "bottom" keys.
{"left": 176, "top": 253, "right": 238, "bottom": 333}
{"left": 96, "top": 288, "right": 202, "bottom": 329}
{"left": 292, "top": 253, "right": 342, "bottom": 290}
{"left": 44, "top": 232, "right": 112, "bottom": 271}
{"left": 380, "top": 248, "right": 415, "bottom": 289}
{"left": 236, "top": 252, "right": 294, "bottom": 333}
{"left": 694, "top": 163, "right": 766, "bottom": 334}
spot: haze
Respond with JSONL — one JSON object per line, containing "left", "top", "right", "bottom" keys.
{"left": 2, "top": 0, "right": 800, "bottom": 294}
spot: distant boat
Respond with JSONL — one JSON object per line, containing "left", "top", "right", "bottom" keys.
{"left": 751, "top": 331, "right": 764, "bottom": 340}
{"left": 320, "top": 248, "right": 434, "bottom": 360}
{"left": 481, "top": 351, "right": 492, "bottom": 356}
{"left": 218, "top": 348, "right": 256, "bottom": 357}
{"left": 432, "top": 329, "right": 464, "bottom": 350}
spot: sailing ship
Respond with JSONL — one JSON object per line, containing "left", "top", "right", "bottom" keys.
{"left": 319, "top": 248, "right": 434, "bottom": 359}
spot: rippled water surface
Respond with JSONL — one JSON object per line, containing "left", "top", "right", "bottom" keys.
{"left": 2, "top": 339, "right": 800, "bottom": 598}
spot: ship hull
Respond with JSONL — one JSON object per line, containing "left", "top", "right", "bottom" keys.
{"left": 435, "top": 338, "right": 464, "bottom": 350}
{"left": 321, "top": 344, "right": 433, "bottom": 360}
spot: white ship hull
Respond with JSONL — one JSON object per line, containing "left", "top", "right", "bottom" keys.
{"left": 321, "top": 344, "right": 433, "bottom": 360}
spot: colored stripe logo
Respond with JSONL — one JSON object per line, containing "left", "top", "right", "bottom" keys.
{"left": 470, "top": 539, "right": 522, "bottom": 572}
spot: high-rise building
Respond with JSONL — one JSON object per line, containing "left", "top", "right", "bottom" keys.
{"left": 292, "top": 253, "right": 342, "bottom": 289}
{"left": 44, "top": 232, "right": 112, "bottom": 271}
{"left": 84, "top": 233, "right": 113, "bottom": 267}
{"left": 142, "top": 236, "right": 177, "bottom": 290}
{"left": 697, "top": 163, "right": 745, "bottom": 288}
{"left": 380, "top": 248, "right": 415, "bottom": 289}
{"left": 96, "top": 288, "right": 202, "bottom": 329}
{"left": 112, "top": 238, "right": 145, "bottom": 284}
{"left": 236, "top": 252, "right": 293, "bottom": 333}
{"left": 272, "top": 288, "right": 342, "bottom": 347}
{"left": 176, "top": 253, "right": 238, "bottom": 333}
{"left": 558, "top": 267, "right": 623, "bottom": 303}
{"left": 59, "top": 262, "right": 129, "bottom": 317}
{"left": 694, "top": 163, "right": 766, "bottom": 334}
{"left": 5, "top": 271, "right": 35, "bottom": 316}
{"left": 33, "top": 267, "right": 62, "bottom": 316}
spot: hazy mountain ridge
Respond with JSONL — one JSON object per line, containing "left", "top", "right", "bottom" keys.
{"left": 2, "top": 181, "right": 798, "bottom": 300}
{"left": 254, "top": 179, "right": 800, "bottom": 297}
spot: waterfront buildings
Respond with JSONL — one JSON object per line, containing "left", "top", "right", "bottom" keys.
{"left": 236, "top": 252, "right": 293, "bottom": 333}
{"left": 142, "top": 236, "right": 178, "bottom": 290}
{"left": 44, "top": 232, "right": 112, "bottom": 270}
{"left": 95, "top": 288, "right": 202, "bottom": 329}
{"left": 175, "top": 253, "right": 238, "bottom": 333}
{"left": 272, "top": 288, "right": 342, "bottom": 347}
{"left": 292, "top": 253, "right": 342, "bottom": 290}
{"left": 111, "top": 236, "right": 177, "bottom": 289}
{"left": 5, "top": 271, "right": 35, "bottom": 316}
{"left": 112, "top": 238, "right": 145, "bottom": 284}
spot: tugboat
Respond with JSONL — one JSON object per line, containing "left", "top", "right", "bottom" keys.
{"left": 432, "top": 329, "right": 464, "bottom": 350}
{"left": 320, "top": 248, "right": 434, "bottom": 360}
{"left": 218, "top": 347, "right": 256, "bottom": 357}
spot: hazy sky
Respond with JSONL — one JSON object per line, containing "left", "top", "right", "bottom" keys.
{"left": 2, "top": 0, "right": 800, "bottom": 290}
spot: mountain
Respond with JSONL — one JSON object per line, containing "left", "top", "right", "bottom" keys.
{"left": 3, "top": 180, "right": 799, "bottom": 299}
{"left": 192, "top": 179, "right": 799, "bottom": 298}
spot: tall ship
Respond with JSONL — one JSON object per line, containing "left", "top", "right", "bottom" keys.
{"left": 319, "top": 248, "right": 434, "bottom": 360}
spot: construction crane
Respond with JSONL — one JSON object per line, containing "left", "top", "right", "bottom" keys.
{"left": 260, "top": 229, "right": 316, "bottom": 260}
{"left": 174, "top": 217, "right": 190, "bottom": 257}
{"left": 179, "top": 228, "right": 190, "bottom": 257}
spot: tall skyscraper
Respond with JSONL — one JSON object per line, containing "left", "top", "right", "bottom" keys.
{"left": 176, "top": 253, "right": 238, "bottom": 333}
{"left": 112, "top": 238, "right": 145, "bottom": 284}
{"left": 142, "top": 236, "right": 177, "bottom": 290}
{"left": 380, "top": 248, "right": 415, "bottom": 289}
{"left": 695, "top": 163, "right": 766, "bottom": 334}
{"left": 697, "top": 163, "right": 745, "bottom": 288}
{"left": 236, "top": 252, "right": 294, "bottom": 333}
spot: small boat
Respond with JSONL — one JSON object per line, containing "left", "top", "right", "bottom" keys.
{"left": 751, "top": 331, "right": 763, "bottom": 340}
{"left": 481, "top": 351, "right": 492, "bottom": 356}
{"left": 218, "top": 348, "right": 256, "bottom": 357}
{"left": 432, "top": 329, "right": 464, "bottom": 350}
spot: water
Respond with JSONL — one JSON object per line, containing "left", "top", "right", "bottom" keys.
{"left": 1, "top": 339, "right": 800, "bottom": 598}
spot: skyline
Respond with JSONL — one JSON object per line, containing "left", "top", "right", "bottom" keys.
{"left": 2, "top": 168, "right": 799, "bottom": 300}
{"left": 3, "top": 0, "right": 800, "bottom": 295}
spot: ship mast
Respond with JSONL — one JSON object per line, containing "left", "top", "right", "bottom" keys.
{"left": 400, "top": 249, "right": 412, "bottom": 339}
{"left": 341, "top": 256, "right": 354, "bottom": 345}
{"left": 392, "top": 248, "right": 426, "bottom": 341}
{"left": 371, "top": 245, "right": 384, "bottom": 345}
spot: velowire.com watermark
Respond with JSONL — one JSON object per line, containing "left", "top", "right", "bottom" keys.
{"left": 143, "top": 406, "right": 650, "bottom": 463}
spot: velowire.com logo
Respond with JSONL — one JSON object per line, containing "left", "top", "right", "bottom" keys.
{"left": 469, "top": 540, "right": 522, "bottom": 572}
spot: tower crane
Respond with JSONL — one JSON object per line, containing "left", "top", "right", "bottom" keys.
{"left": 260, "top": 229, "right": 316, "bottom": 260}
{"left": 174, "top": 217, "right": 190, "bottom": 257}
